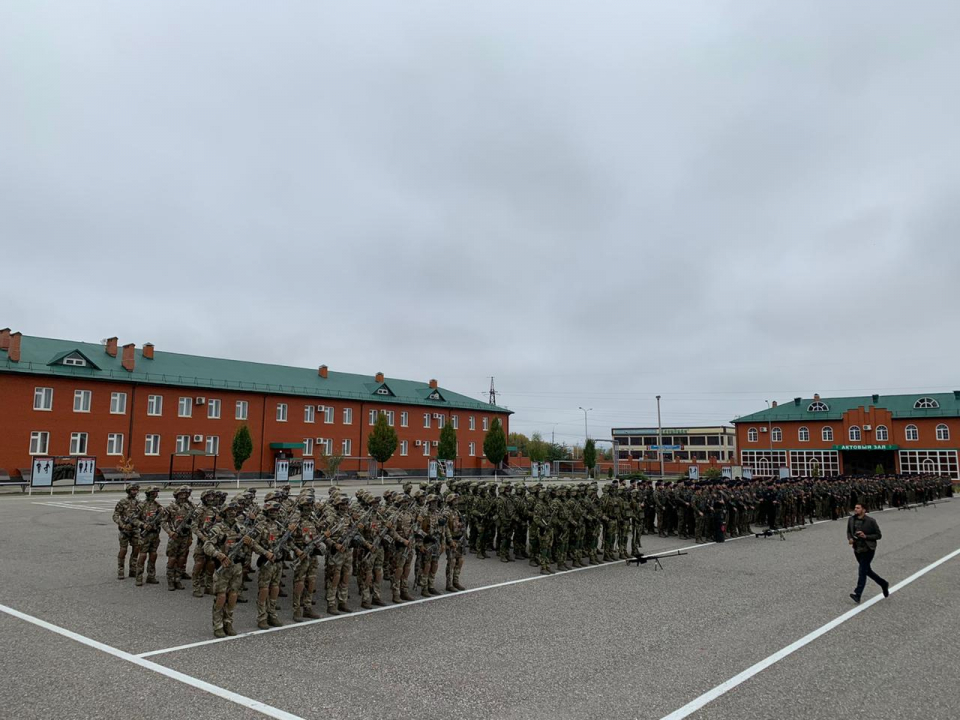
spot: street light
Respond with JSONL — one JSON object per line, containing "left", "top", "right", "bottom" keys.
{"left": 656, "top": 395, "right": 664, "bottom": 478}
{"left": 578, "top": 407, "right": 592, "bottom": 442}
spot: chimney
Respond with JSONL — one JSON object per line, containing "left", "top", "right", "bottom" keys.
{"left": 318, "top": 365, "right": 328, "bottom": 379}
{"left": 375, "top": 372, "right": 384, "bottom": 383}
{"left": 813, "top": 393, "right": 820, "bottom": 401}
{"left": 105, "top": 337, "right": 118, "bottom": 357}
{"left": 0, "top": 328, "right": 10, "bottom": 351}
{"left": 771, "top": 400, "right": 777, "bottom": 408}
{"left": 794, "top": 397, "right": 802, "bottom": 406}
{"left": 429, "top": 378, "right": 438, "bottom": 389}
{"left": 955, "top": 390, "right": 960, "bottom": 400}
{"left": 121, "top": 343, "right": 136, "bottom": 372}
{"left": 142, "top": 343, "right": 154, "bottom": 360}
{"left": 872, "top": 394, "right": 879, "bottom": 403}
{"left": 8, "top": 332, "right": 21, "bottom": 362}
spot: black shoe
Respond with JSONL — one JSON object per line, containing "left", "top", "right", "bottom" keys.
{"left": 881, "top": 581, "right": 890, "bottom": 598}
{"left": 849, "top": 593, "right": 861, "bottom": 604}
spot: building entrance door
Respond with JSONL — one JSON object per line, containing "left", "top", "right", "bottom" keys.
{"left": 841, "top": 449, "right": 896, "bottom": 475}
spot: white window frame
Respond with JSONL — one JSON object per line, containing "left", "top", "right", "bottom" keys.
{"left": 304, "top": 405, "right": 315, "bottom": 424}
{"left": 848, "top": 426, "right": 861, "bottom": 442}
{"left": 63, "top": 355, "right": 86, "bottom": 367}
{"left": 914, "top": 397, "right": 940, "bottom": 409}
{"left": 400, "top": 411, "right": 408, "bottom": 428}
{"left": 369, "top": 409, "right": 378, "bottom": 426}
{"left": 747, "top": 427, "right": 758, "bottom": 443}
{"left": 276, "top": 403, "right": 288, "bottom": 422}
{"left": 423, "top": 441, "right": 431, "bottom": 456}
{"left": 400, "top": 440, "right": 408, "bottom": 456}
{"left": 875, "top": 425, "right": 889, "bottom": 442}
{"left": 74, "top": 390, "right": 91, "bottom": 413}
{"left": 235, "top": 400, "right": 248, "bottom": 420}
{"left": 936, "top": 424, "right": 950, "bottom": 441}
{"left": 178, "top": 397, "right": 193, "bottom": 418}
{"left": 33, "top": 387, "right": 53, "bottom": 411}
{"left": 482, "top": 417, "right": 489, "bottom": 431}
{"left": 205, "top": 435, "right": 220, "bottom": 456}
{"left": 69, "top": 432, "right": 88, "bottom": 456}
{"left": 899, "top": 449, "right": 959, "bottom": 478}
{"left": 798, "top": 426, "right": 810, "bottom": 443}
{"left": 905, "top": 424, "right": 919, "bottom": 442}
{"left": 342, "top": 439, "right": 352, "bottom": 456}
{"left": 437, "top": 415, "right": 445, "bottom": 429}
{"left": 175, "top": 435, "right": 191, "bottom": 453}
{"left": 110, "top": 392, "right": 127, "bottom": 415}
{"left": 808, "top": 401, "right": 830, "bottom": 412}
{"left": 343, "top": 407, "right": 353, "bottom": 425}
{"left": 324, "top": 406, "right": 335, "bottom": 424}
{"left": 822, "top": 426, "right": 834, "bottom": 442}
{"left": 386, "top": 410, "right": 395, "bottom": 427}
{"left": 324, "top": 438, "right": 333, "bottom": 455}
{"left": 145, "top": 434, "right": 161, "bottom": 456}
{"left": 423, "top": 413, "right": 431, "bottom": 429}
{"left": 469, "top": 441, "right": 475, "bottom": 457}
{"left": 107, "top": 433, "right": 124, "bottom": 456}
{"left": 469, "top": 416, "right": 476, "bottom": 431}
{"left": 771, "top": 427, "right": 782, "bottom": 443}
{"left": 29, "top": 431, "right": 50, "bottom": 455}
{"left": 452, "top": 415, "right": 459, "bottom": 430}
{"left": 207, "top": 398, "right": 221, "bottom": 419}
{"left": 303, "top": 438, "right": 314, "bottom": 456}
{"left": 147, "top": 395, "right": 163, "bottom": 416}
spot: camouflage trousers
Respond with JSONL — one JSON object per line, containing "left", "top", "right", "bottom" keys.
{"left": 617, "top": 520, "right": 629, "bottom": 556}
{"left": 528, "top": 525, "right": 541, "bottom": 564}
{"left": 192, "top": 545, "right": 213, "bottom": 595}
{"left": 513, "top": 521, "right": 528, "bottom": 557}
{"left": 538, "top": 528, "right": 554, "bottom": 569}
{"left": 117, "top": 532, "right": 139, "bottom": 576}
{"left": 356, "top": 547, "right": 385, "bottom": 605}
{"left": 585, "top": 523, "right": 601, "bottom": 562}
{"left": 257, "top": 560, "right": 283, "bottom": 623}
{"left": 325, "top": 551, "right": 352, "bottom": 608}
{"left": 631, "top": 517, "right": 642, "bottom": 552}
{"left": 211, "top": 563, "right": 243, "bottom": 634}
{"left": 602, "top": 521, "right": 618, "bottom": 558}
{"left": 391, "top": 544, "right": 414, "bottom": 598}
{"left": 445, "top": 546, "right": 464, "bottom": 588}
{"left": 292, "top": 555, "right": 320, "bottom": 612}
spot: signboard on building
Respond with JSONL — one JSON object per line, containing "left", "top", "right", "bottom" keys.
{"left": 613, "top": 428, "right": 691, "bottom": 436}
{"left": 650, "top": 445, "right": 682, "bottom": 451}
{"left": 832, "top": 444, "right": 899, "bottom": 451}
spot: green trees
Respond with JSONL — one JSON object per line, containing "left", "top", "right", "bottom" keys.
{"left": 232, "top": 424, "right": 253, "bottom": 479}
{"left": 438, "top": 422, "right": 457, "bottom": 461}
{"left": 484, "top": 417, "right": 507, "bottom": 476}
{"left": 367, "top": 411, "right": 398, "bottom": 476}
{"left": 583, "top": 438, "right": 597, "bottom": 478}
{"left": 702, "top": 467, "right": 723, "bottom": 481}
{"left": 527, "top": 432, "right": 547, "bottom": 463}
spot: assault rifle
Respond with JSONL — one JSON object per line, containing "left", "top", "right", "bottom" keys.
{"left": 256, "top": 529, "right": 293, "bottom": 568}
{"left": 213, "top": 528, "right": 257, "bottom": 577}
{"left": 139, "top": 509, "right": 164, "bottom": 539}
{"left": 626, "top": 550, "right": 687, "bottom": 571}
{"left": 119, "top": 514, "right": 139, "bottom": 539}
{"left": 173, "top": 507, "right": 197, "bottom": 537}
{"left": 755, "top": 525, "right": 805, "bottom": 541}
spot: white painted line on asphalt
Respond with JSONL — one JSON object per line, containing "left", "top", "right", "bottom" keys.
{"left": 658, "top": 544, "right": 960, "bottom": 720}
{"left": 31, "top": 501, "right": 111, "bottom": 513}
{"left": 0, "top": 602, "right": 304, "bottom": 720}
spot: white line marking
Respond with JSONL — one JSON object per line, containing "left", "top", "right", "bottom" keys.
{"left": 0, "top": 602, "right": 304, "bottom": 720}
{"left": 658, "top": 544, "right": 960, "bottom": 720}
{"left": 31, "top": 502, "right": 111, "bottom": 513}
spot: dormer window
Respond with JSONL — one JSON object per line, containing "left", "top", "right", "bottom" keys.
{"left": 914, "top": 397, "right": 940, "bottom": 409}
{"left": 427, "top": 390, "right": 442, "bottom": 401}
{"left": 63, "top": 356, "right": 86, "bottom": 367}
{"left": 808, "top": 401, "right": 829, "bottom": 412}
{"left": 376, "top": 387, "right": 390, "bottom": 395}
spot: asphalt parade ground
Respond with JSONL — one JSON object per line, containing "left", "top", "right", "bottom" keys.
{"left": 1, "top": 491, "right": 958, "bottom": 720}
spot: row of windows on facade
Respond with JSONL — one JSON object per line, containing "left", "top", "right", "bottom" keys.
{"left": 26, "top": 431, "right": 482, "bottom": 460}
{"left": 618, "top": 450, "right": 734, "bottom": 461}
{"left": 32, "top": 388, "right": 491, "bottom": 430}
{"left": 740, "top": 449, "right": 959, "bottom": 477}
{"left": 617, "top": 435, "right": 734, "bottom": 447}
{"left": 746, "top": 424, "right": 950, "bottom": 444}
{"left": 805, "top": 397, "right": 942, "bottom": 412}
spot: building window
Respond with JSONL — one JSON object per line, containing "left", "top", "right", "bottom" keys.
{"left": 789, "top": 450, "right": 840, "bottom": 477}
{"left": 914, "top": 397, "right": 940, "bottom": 409}
{"left": 400, "top": 411, "right": 408, "bottom": 427}
{"left": 69, "top": 432, "right": 88, "bottom": 455}
{"left": 205, "top": 436, "right": 220, "bottom": 455}
{"left": 29, "top": 431, "right": 50, "bottom": 455}
{"left": 469, "top": 416, "right": 476, "bottom": 431}
{"left": 798, "top": 426, "right": 810, "bottom": 442}
{"left": 739, "top": 450, "right": 787, "bottom": 478}
{"left": 147, "top": 395, "right": 163, "bottom": 416}
{"left": 386, "top": 411, "right": 395, "bottom": 427}
{"left": 899, "top": 449, "right": 959, "bottom": 478}
{"left": 34, "top": 387, "right": 53, "bottom": 411}
{"left": 376, "top": 387, "right": 390, "bottom": 395}
{"left": 342, "top": 439, "right": 352, "bottom": 456}
{"left": 304, "top": 405, "right": 315, "bottom": 423}
{"left": 437, "top": 415, "right": 445, "bottom": 429}
{"left": 74, "top": 390, "right": 92, "bottom": 413}
{"left": 808, "top": 401, "right": 830, "bottom": 412}
{"left": 771, "top": 427, "right": 782, "bottom": 443}
{"left": 343, "top": 407, "right": 353, "bottom": 425}
{"left": 324, "top": 406, "right": 334, "bottom": 424}
{"left": 107, "top": 433, "right": 124, "bottom": 456}
{"left": 937, "top": 424, "right": 950, "bottom": 441}
{"left": 452, "top": 415, "right": 459, "bottom": 430}
{"left": 178, "top": 397, "right": 193, "bottom": 418}
{"left": 207, "top": 399, "right": 221, "bottom": 419}
{"left": 822, "top": 427, "right": 834, "bottom": 442}
{"left": 369, "top": 409, "right": 378, "bottom": 426}
{"left": 176, "top": 435, "right": 191, "bottom": 453}
{"left": 145, "top": 434, "right": 161, "bottom": 456}
{"left": 849, "top": 426, "right": 861, "bottom": 442}
{"left": 905, "top": 424, "right": 919, "bottom": 441}
{"left": 423, "top": 441, "right": 431, "bottom": 456}
{"left": 276, "top": 403, "right": 287, "bottom": 422}
{"left": 63, "top": 356, "right": 86, "bottom": 367}
{"left": 469, "top": 442, "right": 475, "bottom": 456}
{"left": 303, "top": 438, "right": 314, "bottom": 456}
{"left": 875, "top": 425, "right": 888, "bottom": 442}
{"left": 482, "top": 417, "right": 489, "bottom": 431}
{"left": 235, "top": 400, "right": 248, "bottom": 420}
{"left": 324, "top": 438, "right": 333, "bottom": 455}
{"left": 110, "top": 392, "right": 127, "bottom": 415}
{"left": 400, "top": 440, "right": 408, "bottom": 456}
{"left": 747, "top": 428, "right": 758, "bottom": 443}
{"left": 423, "top": 413, "right": 431, "bottom": 429}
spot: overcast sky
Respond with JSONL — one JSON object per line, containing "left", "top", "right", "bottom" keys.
{"left": 2, "top": 1, "right": 959, "bottom": 445}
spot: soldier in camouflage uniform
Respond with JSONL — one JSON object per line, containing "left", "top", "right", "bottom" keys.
{"left": 417, "top": 494, "right": 445, "bottom": 596}
{"left": 513, "top": 484, "right": 529, "bottom": 559}
{"left": 135, "top": 486, "right": 164, "bottom": 586}
{"left": 629, "top": 487, "right": 643, "bottom": 553}
{"left": 600, "top": 486, "right": 619, "bottom": 561}
{"left": 615, "top": 485, "right": 630, "bottom": 558}
{"left": 527, "top": 484, "right": 542, "bottom": 566}
{"left": 476, "top": 485, "right": 495, "bottom": 559}
{"left": 203, "top": 502, "right": 250, "bottom": 638}
{"left": 112, "top": 483, "right": 141, "bottom": 579}
{"left": 387, "top": 493, "right": 417, "bottom": 603}
{"left": 583, "top": 483, "right": 602, "bottom": 564}
{"left": 161, "top": 485, "right": 195, "bottom": 591}
{"left": 443, "top": 493, "right": 467, "bottom": 591}
{"left": 247, "top": 501, "right": 290, "bottom": 629}
{"left": 532, "top": 486, "right": 554, "bottom": 575}
{"left": 324, "top": 494, "right": 356, "bottom": 615}
{"left": 191, "top": 489, "right": 221, "bottom": 597}
{"left": 496, "top": 484, "right": 517, "bottom": 562}
{"left": 567, "top": 486, "right": 585, "bottom": 568}
{"left": 290, "top": 492, "right": 324, "bottom": 621}
{"left": 552, "top": 487, "right": 571, "bottom": 571}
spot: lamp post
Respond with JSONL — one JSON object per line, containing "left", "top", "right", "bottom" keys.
{"left": 578, "top": 407, "right": 592, "bottom": 442}
{"left": 656, "top": 395, "right": 664, "bottom": 478}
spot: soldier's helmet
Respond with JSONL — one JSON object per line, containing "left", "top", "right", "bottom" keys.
{"left": 297, "top": 494, "right": 313, "bottom": 506}
{"left": 281, "top": 484, "right": 292, "bottom": 491}
{"left": 264, "top": 492, "right": 277, "bottom": 503}
{"left": 335, "top": 494, "right": 350, "bottom": 506}
{"left": 201, "top": 489, "right": 217, "bottom": 502}
{"left": 175, "top": 485, "right": 191, "bottom": 496}
{"left": 126, "top": 483, "right": 140, "bottom": 494}
{"left": 263, "top": 501, "right": 282, "bottom": 513}
{"left": 222, "top": 502, "right": 240, "bottom": 515}
{"left": 402, "top": 482, "right": 413, "bottom": 493}
{"left": 447, "top": 493, "right": 459, "bottom": 503}
{"left": 144, "top": 485, "right": 160, "bottom": 495}
{"left": 425, "top": 493, "right": 440, "bottom": 504}
{"left": 244, "top": 488, "right": 257, "bottom": 497}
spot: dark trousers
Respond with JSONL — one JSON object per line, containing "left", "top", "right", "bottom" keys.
{"left": 854, "top": 550, "right": 886, "bottom": 596}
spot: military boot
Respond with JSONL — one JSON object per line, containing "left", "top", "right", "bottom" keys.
{"left": 400, "top": 589, "right": 415, "bottom": 602}
{"left": 293, "top": 608, "right": 304, "bottom": 623}
{"left": 167, "top": 573, "right": 177, "bottom": 591}
{"left": 392, "top": 589, "right": 403, "bottom": 604}
{"left": 212, "top": 606, "right": 225, "bottom": 638}
{"left": 528, "top": 559, "right": 539, "bottom": 567}
{"left": 445, "top": 582, "right": 456, "bottom": 592}
{"left": 223, "top": 622, "right": 237, "bottom": 637}
{"left": 117, "top": 563, "right": 125, "bottom": 580}
{"left": 360, "top": 599, "right": 372, "bottom": 609}
{"left": 174, "top": 569, "right": 185, "bottom": 590}
{"left": 428, "top": 584, "right": 441, "bottom": 596}
{"left": 452, "top": 574, "right": 466, "bottom": 592}
{"left": 326, "top": 604, "right": 340, "bottom": 616}
{"left": 303, "top": 606, "right": 321, "bottom": 619}
{"left": 337, "top": 602, "right": 353, "bottom": 614}
{"left": 421, "top": 586, "right": 431, "bottom": 598}
{"left": 372, "top": 597, "right": 387, "bottom": 607}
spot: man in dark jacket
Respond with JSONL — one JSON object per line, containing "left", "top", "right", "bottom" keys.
{"left": 846, "top": 502, "right": 890, "bottom": 603}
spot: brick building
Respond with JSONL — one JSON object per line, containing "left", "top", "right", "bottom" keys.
{"left": 733, "top": 392, "right": 960, "bottom": 478}
{"left": 0, "top": 329, "right": 510, "bottom": 480}
{"left": 612, "top": 425, "right": 736, "bottom": 476}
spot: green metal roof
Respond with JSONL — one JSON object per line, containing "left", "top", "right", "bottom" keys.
{"left": 734, "top": 393, "right": 960, "bottom": 424}
{"left": 0, "top": 335, "right": 511, "bottom": 415}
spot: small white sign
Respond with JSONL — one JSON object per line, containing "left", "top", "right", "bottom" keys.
{"left": 76, "top": 457, "right": 96, "bottom": 486}
{"left": 721, "top": 466, "right": 733, "bottom": 479}
{"left": 743, "top": 469, "right": 754, "bottom": 480}
{"left": 687, "top": 466, "right": 699, "bottom": 481}
{"left": 428, "top": 460, "right": 438, "bottom": 479}
{"left": 542, "top": 462, "right": 551, "bottom": 478}
{"left": 302, "top": 460, "right": 315, "bottom": 482}
{"left": 275, "top": 459, "right": 289, "bottom": 483}
{"left": 779, "top": 466, "right": 791, "bottom": 479}
{"left": 32, "top": 457, "right": 54, "bottom": 487}
{"left": 445, "top": 460, "right": 455, "bottom": 480}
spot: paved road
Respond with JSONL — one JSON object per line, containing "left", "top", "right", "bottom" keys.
{"left": 1, "top": 493, "right": 957, "bottom": 719}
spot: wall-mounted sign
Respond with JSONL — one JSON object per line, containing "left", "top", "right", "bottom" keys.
{"left": 832, "top": 444, "right": 899, "bottom": 451}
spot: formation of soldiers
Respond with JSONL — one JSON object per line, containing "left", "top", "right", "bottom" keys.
{"left": 113, "top": 473, "right": 952, "bottom": 637}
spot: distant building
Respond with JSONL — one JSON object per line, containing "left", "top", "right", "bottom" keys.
{"left": 611, "top": 425, "right": 736, "bottom": 475}
{"left": 732, "top": 392, "right": 960, "bottom": 478}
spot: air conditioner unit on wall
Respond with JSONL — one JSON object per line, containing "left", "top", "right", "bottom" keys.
{"left": 760, "top": 427, "right": 768, "bottom": 433}
{"left": 193, "top": 435, "right": 204, "bottom": 443}
{"left": 316, "top": 437, "right": 324, "bottom": 444}
{"left": 415, "top": 440, "right": 422, "bottom": 446}
{"left": 317, "top": 405, "right": 325, "bottom": 412}
{"left": 195, "top": 397, "right": 205, "bottom": 405}
{"left": 432, "top": 441, "right": 439, "bottom": 447}
{"left": 864, "top": 425, "right": 873, "bottom": 431}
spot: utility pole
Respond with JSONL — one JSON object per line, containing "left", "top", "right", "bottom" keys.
{"left": 578, "top": 407, "right": 592, "bottom": 442}
{"left": 656, "top": 395, "right": 664, "bottom": 478}
{"left": 487, "top": 377, "right": 498, "bottom": 405}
